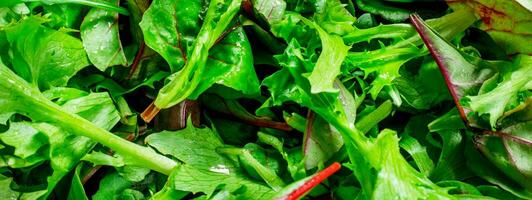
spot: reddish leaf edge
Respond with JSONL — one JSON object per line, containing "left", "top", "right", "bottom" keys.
{"left": 409, "top": 14, "right": 470, "bottom": 127}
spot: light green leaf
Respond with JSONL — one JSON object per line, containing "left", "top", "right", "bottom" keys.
{"left": 297, "top": 16, "right": 350, "bottom": 94}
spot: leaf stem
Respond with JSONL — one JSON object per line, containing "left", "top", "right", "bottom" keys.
{"left": 39, "top": 100, "right": 177, "bottom": 175}
{"left": 286, "top": 162, "right": 341, "bottom": 200}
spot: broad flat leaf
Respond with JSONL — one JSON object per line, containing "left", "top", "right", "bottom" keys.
{"left": 0, "top": 175, "right": 18, "bottom": 200}
{"left": 42, "top": 4, "right": 84, "bottom": 29}
{"left": 476, "top": 122, "right": 532, "bottom": 191}
{"left": 411, "top": 14, "right": 500, "bottom": 126}
{"left": 5, "top": 16, "right": 90, "bottom": 90}
{"left": 139, "top": 0, "right": 202, "bottom": 71}
{"left": 393, "top": 59, "right": 451, "bottom": 110}
{"left": 465, "top": 131, "right": 532, "bottom": 199}
{"left": 81, "top": 0, "right": 128, "bottom": 71}
{"left": 356, "top": 0, "right": 411, "bottom": 22}
{"left": 0, "top": 122, "right": 48, "bottom": 159}
{"left": 142, "top": 0, "right": 258, "bottom": 113}
{"left": 146, "top": 120, "right": 276, "bottom": 198}
{"left": 189, "top": 27, "right": 260, "bottom": 99}
{"left": 446, "top": 0, "right": 532, "bottom": 55}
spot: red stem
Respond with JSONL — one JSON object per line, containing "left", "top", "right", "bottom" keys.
{"left": 140, "top": 102, "right": 161, "bottom": 123}
{"left": 128, "top": 42, "right": 146, "bottom": 79}
{"left": 286, "top": 162, "right": 341, "bottom": 200}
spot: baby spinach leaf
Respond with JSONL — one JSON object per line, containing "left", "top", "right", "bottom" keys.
{"left": 81, "top": 0, "right": 128, "bottom": 71}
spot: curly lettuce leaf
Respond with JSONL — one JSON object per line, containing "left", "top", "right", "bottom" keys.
{"left": 266, "top": 38, "right": 454, "bottom": 199}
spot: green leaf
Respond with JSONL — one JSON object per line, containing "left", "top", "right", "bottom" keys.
{"left": 0, "top": 0, "right": 129, "bottom": 15}
{"left": 81, "top": 0, "right": 128, "bottom": 71}
{"left": 355, "top": 0, "right": 410, "bottom": 22}
{"left": 250, "top": 0, "right": 287, "bottom": 24}
{"left": 465, "top": 131, "right": 532, "bottom": 199}
{"left": 146, "top": 119, "right": 276, "bottom": 198}
{"left": 411, "top": 13, "right": 503, "bottom": 128}
{"left": 42, "top": 4, "right": 84, "bottom": 29}
{"left": 476, "top": 122, "right": 532, "bottom": 191}
{"left": 0, "top": 175, "right": 19, "bottom": 199}
{"left": 5, "top": 16, "right": 90, "bottom": 90}
{"left": 92, "top": 172, "right": 143, "bottom": 200}
{"left": 269, "top": 36, "right": 454, "bottom": 200}
{"left": 399, "top": 135, "right": 434, "bottom": 176}
{"left": 67, "top": 164, "right": 89, "bottom": 200}
{"left": 139, "top": 0, "right": 202, "bottom": 72}
{"left": 142, "top": 0, "right": 259, "bottom": 114}
{"left": 314, "top": 0, "right": 356, "bottom": 35}
{"left": 189, "top": 27, "right": 260, "bottom": 99}
{"left": 0, "top": 122, "right": 48, "bottom": 159}
{"left": 303, "top": 113, "right": 344, "bottom": 170}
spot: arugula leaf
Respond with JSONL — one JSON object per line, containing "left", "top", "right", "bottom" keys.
{"left": 146, "top": 119, "right": 276, "bottom": 198}
{"left": 5, "top": 16, "right": 90, "bottom": 90}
